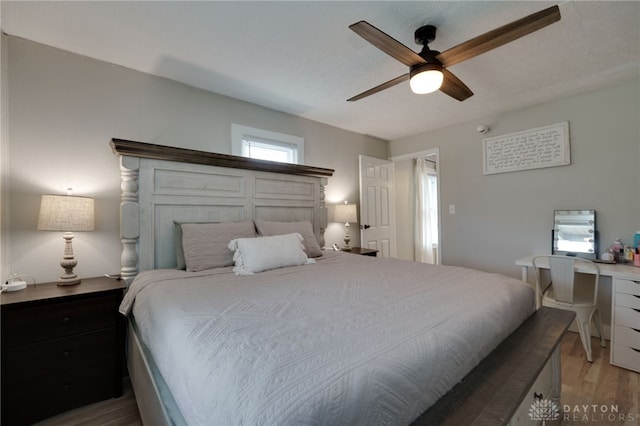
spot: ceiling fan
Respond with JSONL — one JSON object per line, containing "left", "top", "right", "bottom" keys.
{"left": 347, "top": 5, "right": 561, "bottom": 102}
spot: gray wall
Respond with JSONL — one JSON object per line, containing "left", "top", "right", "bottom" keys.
{"left": 1, "top": 33, "right": 8, "bottom": 283}
{"left": 390, "top": 78, "right": 639, "bottom": 277}
{"left": 389, "top": 78, "right": 640, "bottom": 329}
{"left": 3, "top": 36, "right": 387, "bottom": 283}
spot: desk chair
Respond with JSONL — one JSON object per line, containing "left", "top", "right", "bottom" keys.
{"left": 532, "top": 255, "right": 606, "bottom": 362}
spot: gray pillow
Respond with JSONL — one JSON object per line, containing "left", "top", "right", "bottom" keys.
{"left": 175, "top": 221, "right": 222, "bottom": 269}
{"left": 254, "top": 219, "right": 322, "bottom": 258}
{"left": 181, "top": 221, "right": 256, "bottom": 272}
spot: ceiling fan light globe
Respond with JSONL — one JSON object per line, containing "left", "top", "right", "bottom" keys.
{"left": 409, "top": 69, "right": 443, "bottom": 94}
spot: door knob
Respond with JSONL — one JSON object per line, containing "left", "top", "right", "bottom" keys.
{"left": 361, "top": 224, "right": 371, "bottom": 230}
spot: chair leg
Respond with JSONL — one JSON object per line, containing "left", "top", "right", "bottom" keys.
{"left": 574, "top": 316, "right": 593, "bottom": 362}
{"left": 592, "top": 309, "right": 607, "bottom": 348}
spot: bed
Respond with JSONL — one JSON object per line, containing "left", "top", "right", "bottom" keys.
{"left": 111, "top": 139, "right": 573, "bottom": 426}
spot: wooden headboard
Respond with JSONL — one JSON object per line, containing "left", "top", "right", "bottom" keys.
{"left": 111, "top": 139, "right": 334, "bottom": 284}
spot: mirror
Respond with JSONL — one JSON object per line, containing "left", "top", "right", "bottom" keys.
{"left": 553, "top": 210, "right": 597, "bottom": 258}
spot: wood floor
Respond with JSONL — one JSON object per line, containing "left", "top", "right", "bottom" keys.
{"left": 560, "top": 332, "right": 639, "bottom": 426}
{"left": 33, "top": 383, "right": 142, "bottom": 426}
{"left": 34, "top": 331, "right": 638, "bottom": 426}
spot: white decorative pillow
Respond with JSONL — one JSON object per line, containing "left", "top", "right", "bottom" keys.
{"left": 228, "top": 233, "right": 315, "bottom": 276}
{"left": 182, "top": 221, "right": 256, "bottom": 272}
{"left": 254, "top": 219, "right": 323, "bottom": 258}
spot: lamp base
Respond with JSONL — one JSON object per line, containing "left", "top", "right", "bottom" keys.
{"left": 342, "top": 238, "right": 352, "bottom": 251}
{"left": 57, "top": 276, "right": 81, "bottom": 286}
{"left": 58, "top": 232, "right": 81, "bottom": 286}
{"left": 342, "top": 224, "right": 352, "bottom": 251}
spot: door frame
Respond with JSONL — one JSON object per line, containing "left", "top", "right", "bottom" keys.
{"left": 390, "top": 148, "right": 442, "bottom": 264}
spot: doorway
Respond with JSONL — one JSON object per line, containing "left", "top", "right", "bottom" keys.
{"left": 415, "top": 152, "right": 440, "bottom": 265}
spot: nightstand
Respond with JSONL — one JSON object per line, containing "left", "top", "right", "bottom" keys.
{"left": 342, "top": 247, "right": 379, "bottom": 257}
{"left": 1, "top": 276, "right": 126, "bottom": 426}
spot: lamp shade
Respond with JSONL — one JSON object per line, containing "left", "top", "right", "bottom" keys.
{"left": 409, "top": 63, "right": 444, "bottom": 94}
{"left": 37, "top": 195, "right": 95, "bottom": 232}
{"left": 335, "top": 203, "right": 357, "bottom": 224}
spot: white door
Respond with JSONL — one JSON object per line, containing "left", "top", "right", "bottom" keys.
{"left": 359, "top": 155, "right": 396, "bottom": 258}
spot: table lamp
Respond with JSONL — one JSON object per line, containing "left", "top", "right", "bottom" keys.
{"left": 334, "top": 202, "right": 357, "bottom": 250}
{"left": 37, "top": 191, "right": 95, "bottom": 285}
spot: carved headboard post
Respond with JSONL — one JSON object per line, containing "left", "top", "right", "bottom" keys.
{"left": 119, "top": 156, "right": 140, "bottom": 284}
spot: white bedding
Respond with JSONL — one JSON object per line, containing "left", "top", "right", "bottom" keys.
{"left": 120, "top": 251, "right": 535, "bottom": 426}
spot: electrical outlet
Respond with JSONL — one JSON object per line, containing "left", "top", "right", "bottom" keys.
{"left": 448, "top": 204, "right": 456, "bottom": 214}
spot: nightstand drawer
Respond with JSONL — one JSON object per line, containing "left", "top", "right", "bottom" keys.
{"left": 5, "top": 328, "right": 117, "bottom": 384}
{"left": 4, "top": 364, "right": 116, "bottom": 426}
{"left": 4, "top": 294, "right": 119, "bottom": 347}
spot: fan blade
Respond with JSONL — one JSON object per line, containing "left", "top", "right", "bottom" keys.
{"left": 350, "top": 21, "right": 426, "bottom": 67}
{"left": 439, "top": 69, "right": 473, "bottom": 101}
{"left": 436, "top": 5, "right": 560, "bottom": 67}
{"left": 347, "top": 74, "right": 409, "bottom": 102}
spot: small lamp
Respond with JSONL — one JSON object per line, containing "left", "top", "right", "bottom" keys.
{"left": 334, "top": 202, "right": 357, "bottom": 251}
{"left": 37, "top": 191, "right": 95, "bottom": 285}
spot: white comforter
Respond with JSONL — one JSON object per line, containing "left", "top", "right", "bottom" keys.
{"left": 120, "top": 251, "right": 535, "bottom": 426}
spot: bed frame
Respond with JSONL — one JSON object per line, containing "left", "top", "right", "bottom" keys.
{"left": 112, "top": 139, "right": 574, "bottom": 426}
{"left": 112, "top": 138, "right": 335, "bottom": 425}
{"left": 112, "top": 138, "right": 333, "bottom": 284}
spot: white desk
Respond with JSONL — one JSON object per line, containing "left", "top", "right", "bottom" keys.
{"left": 516, "top": 255, "right": 640, "bottom": 372}
{"left": 517, "top": 254, "right": 640, "bottom": 280}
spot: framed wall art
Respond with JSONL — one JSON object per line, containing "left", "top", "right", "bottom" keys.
{"left": 482, "top": 121, "right": 570, "bottom": 175}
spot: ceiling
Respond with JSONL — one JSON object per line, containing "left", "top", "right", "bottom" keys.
{"left": 2, "top": 1, "right": 639, "bottom": 141}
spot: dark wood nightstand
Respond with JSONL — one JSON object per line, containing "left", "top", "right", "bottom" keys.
{"left": 1, "top": 276, "right": 126, "bottom": 426}
{"left": 342, "top": 247, "right": 379, "bottom": 257}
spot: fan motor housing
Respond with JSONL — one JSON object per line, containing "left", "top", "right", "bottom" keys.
{"left": 414, "top": 25, "right": 437, "bottom": 46}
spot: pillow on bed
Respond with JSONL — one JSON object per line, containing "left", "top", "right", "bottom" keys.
{"left": 228, "top": 232, "right": 315, "bottom": 275}
{"left": 181, "top": 221, "right": 256, "bottom": 272}
{"left": 254, "top": 219, "right": 322, "bottom": 258}
{"left": 174, "top": 221, "right": 210, "bottom": 270}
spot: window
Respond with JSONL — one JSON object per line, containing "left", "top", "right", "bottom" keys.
{"left": 231, "top": 124, "right": 304, "bottom": 165}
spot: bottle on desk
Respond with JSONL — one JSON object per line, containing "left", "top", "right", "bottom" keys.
{"left": 624, "top": 246, "right": 634, "bottom": 262}
{"left": 612, "top": 238, "right": 624, "bottom": 263}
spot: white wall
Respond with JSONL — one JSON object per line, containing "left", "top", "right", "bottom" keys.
{"left": 4, "top": 36, "right": 387, "bottom": 283}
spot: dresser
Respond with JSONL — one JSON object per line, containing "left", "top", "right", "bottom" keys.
{"left": 517, "top": 255, "right": 640, "bottom": 373}
{"left": 1, "top": 277, "right": 126, "bottom": 426}
{"left": 611, "top": 277, "right": 640, "bottom": 372}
